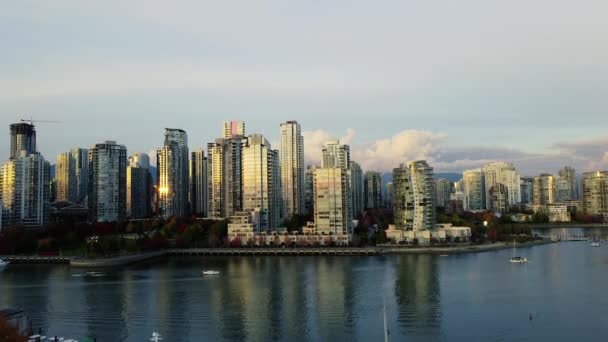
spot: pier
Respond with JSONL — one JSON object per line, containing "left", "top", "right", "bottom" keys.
{"left": 167, "top": 247, "right": 381, "bottom": 256}
{"left": 0, "top": 256, "right": 71, "bottom": 264}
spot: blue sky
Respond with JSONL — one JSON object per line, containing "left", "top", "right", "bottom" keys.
{"left": 1, "top": 0, "right": 607, "bottom": 175}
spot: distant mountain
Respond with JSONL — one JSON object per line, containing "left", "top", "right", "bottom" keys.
{"left": 435, "top": 173, "right": 463, "bottom": 183}
{"left": 380, "top": 171, "right": 462, "bottom": 188}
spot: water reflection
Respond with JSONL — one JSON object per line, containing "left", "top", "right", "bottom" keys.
{"left": 3, "top": 242, "right": 605, "bottom": 341}
{"left": 393, "top": 255, "right": 441, "bottom": 340}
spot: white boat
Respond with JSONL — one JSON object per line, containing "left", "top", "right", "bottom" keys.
{"left": 150, "top": 331, "right": 163, "bottom": 342}
{"left": 590, "top": 241, "right": 601, "bottom": 247}
{"left": 509, "top": 239, "right": 528, "bottom": 263}
{"left": 202, "top": 270, "right": 220, "bottom": 275}
{"left": 0, "top": 259, "right": 9, "bottom": 268}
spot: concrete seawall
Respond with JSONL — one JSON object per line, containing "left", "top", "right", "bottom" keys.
{"left": 379, "top": 240, "right": 554, "bottom": 255}
{"left": 70, "top": 250, "right": 167, "bottom": 267}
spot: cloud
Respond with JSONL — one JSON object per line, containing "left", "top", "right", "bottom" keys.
{"left": 353, "top": 130, "right": 447, "bottom": 171}
{"left": 302, "top": 128, "right": 356, "bottom": 166}
{"left": 303, "top": 129, "right": 608, "bottom": 177}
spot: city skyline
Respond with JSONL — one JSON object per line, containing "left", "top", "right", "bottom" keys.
{"left": 2, "top": 1, "right": 608, "bottom": 175}
{"left": 1, "top": 119, "right": 606, "bottom": 177}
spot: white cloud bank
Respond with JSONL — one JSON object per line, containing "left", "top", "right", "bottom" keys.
{"left": 302, "top": 129, "right": 608, "bottom": 176}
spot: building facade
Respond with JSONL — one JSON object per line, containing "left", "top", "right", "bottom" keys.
{"left": 364, "top": 171, "right": 382, "bottom": 209}
{"left": 55, "top": 152, "right": 75, "bottom": 202}
{"left": 558, "top": 166, "right": 578, "bottom": 200}
{"left": 0, "top": 152, "right": 51, "bottom": 229}
{"left": 88, "top": 141, "right": 127, "bottom": 222}
{"left": 157, "top": 128, "right": 189, "bottom": 218}
{"left": 241, "top": 135, "right": 281, "bottom": 231}
{"left": 321, "top": 140, "right": 350, "bottom": 168}
{"left": 190, "top": 149, "right": 208, "bottom": 217}
{"left": 434, "top": 178, "right": 451, "bottom": 208}
{"left": 462, "top": 168, "right": 485, "bottom": 211}
{"left": 207, "top": 136, "right": 245, "bottom": 219}
{"left": 10, "top": 123, "right": 36, "bottom": 160}
{"left": 482, "top": 161, "right": 521, "bottom": 207}
{"left": 520, "top": 177, "right": 534, "bottom": 204}
{"left": 313, "top": 167, "right": 352, "bottom": 235}
{"left": 348, "top": 161, "right": 364, "bottom": 217}
{"left": 279, "top": 121, "right": 305, "bottom": 218}
{"left": 533, "top": 174, "right": 556, "bottom": 205}
{"left": 581, "top": 171, "right": 608, "bottom": 220}
{"left": 488, "top": 183, "right": 509, "bottom": 213}
{"left": 393, "top": 161, "right": 436, "bottom": 231}
{"left": 127, "top": 153, "right": 152, "bottom": 219}
{"left": 223, "top": 120, "right": 245, "bottom": 139}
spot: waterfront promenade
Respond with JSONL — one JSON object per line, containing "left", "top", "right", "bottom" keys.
{"left": 0, "top": 240, "right": 555, "bottom": 267}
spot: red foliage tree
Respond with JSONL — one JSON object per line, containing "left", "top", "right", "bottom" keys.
{"left": 0, "top": 316, "right": 27, "bottom": 342}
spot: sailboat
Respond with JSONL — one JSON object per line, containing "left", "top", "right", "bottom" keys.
{"left": 590, "top": 237, "right": 600, "bottom": 247}
{"left": 509, "top": 239, "right": 528, "bottom": 263}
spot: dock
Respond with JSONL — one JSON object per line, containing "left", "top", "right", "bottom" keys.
{"left": 167, "top": 247, "right": 381, "bottom": 256}
{"left": 0, "top": 256, "right": 71, "bottom": 264}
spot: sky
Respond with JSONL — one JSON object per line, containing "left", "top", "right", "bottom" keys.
{"left": 1, "top": 0, "right": 607, "bottom": 176}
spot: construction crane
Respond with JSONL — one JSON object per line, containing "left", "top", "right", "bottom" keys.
{"left": 20, "top": 117, "right": 61, "bottom": 125}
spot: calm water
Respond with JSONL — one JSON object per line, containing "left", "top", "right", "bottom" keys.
{"left": 2, "top": 228, "right": 608, "bottom": 342}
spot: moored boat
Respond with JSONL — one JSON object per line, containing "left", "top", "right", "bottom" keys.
{"left": 202, "top": 270, "right": 220, "bottom": 275}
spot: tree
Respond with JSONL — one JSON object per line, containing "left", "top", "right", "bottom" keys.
{"left": 0, "top": 316, "right": 27, "bottom": 342}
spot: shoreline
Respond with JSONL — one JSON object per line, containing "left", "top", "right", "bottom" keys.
{"left": 379, "top": 239, "right": 554, "bottom": 255}
{"left": 2, "top": 240, "right": 558, "bottom": 267}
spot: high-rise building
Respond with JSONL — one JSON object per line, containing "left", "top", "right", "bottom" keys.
{"left": 207, "top": 136, "right": 244, "bottom": 219}
{"left": 555, "top": 176, "right": 573, "bottom": 203}
{"left": 70, "top": 148, "right": 89, "bottom": 205}
{"left": 488, "top": 184, "right": 509, "bottom": 213}
{"left": 364, "top": 171, "right": 382, "bottom": 209}
{"left": 348, "top": 161, "right": 364, "bottom": 217}
{"left": 223, "top": 121, "right": 245, "bottom": 139}
{"left": 533, "top": 174, "right": 556, "bottom": 205}
{"left": 321, "top": 140, "right": 350, "bottom": 168}
{"left": 242, "top": 135, "right": 281, "bottom": 231}
{"left": 0, "top": 152, "right": 50, "bottom": 229}
{"left": 520, "top": 177, "right": 534, "bottom": 204}
{"left": 581, "top": 171, "right": 608, "bottom": 219}
{"left": 55, "top": 152, "right": 76, "bottom": 202}
{"left": 10, "top": 123, "right": 36, "bottom": 160}
{"left": 280, "top": 121, "right": 305, "bottom": 218}
{"left": 127, "top": 153, "right": 152, "bottom": 219}
{"left": 482, "top": 162, "right": 521, "bottom": 207}
{"left": 384, "top": 182, "right": 394, "bottom": 209}
{"left": 190, "top": 149, "right": 208, "bottom": 217}
{"left": 434, "top": 178, "right": 451, "bottom": 208}
{"left": 462, "top": 169, "right": 485, "bottom": 211}
{"left": 88, "top": 141, "right": 127, "bottom": 222}
{"left": 313, "top": 167, "right": 352, "bottom": 235}
{"left": 157, "top": 128, "right": 189, "bottom": 218}
{"left": 558, "top": 166, "right": 578, "bottom": 200}
{"left": 304, "top": 165, "right": 318, "bottom": 216}
{"left": 55, "top": 148, "right": 89, "bottom": 205}
{"left": 393, "top": 161, "right": 436, "bottom": 231}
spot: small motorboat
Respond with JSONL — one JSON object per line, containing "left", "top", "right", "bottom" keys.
{"left": 150, "top": 331, "right": 163, "bottom": 342}
{"left": 202, "top": 270, "right": 220, "bottom": 275}
{"left": 509, "top": 256, "right": 528, "bottom": 263}
{"left": 590, "top": 239, "right": 601, "bottom": 247}
{"left": 0, "top": 259, "right": 9, "bottom": 268}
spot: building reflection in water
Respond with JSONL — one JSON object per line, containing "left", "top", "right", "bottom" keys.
{"left": 393, "top": 254, "right": 441, "bottom": 339}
